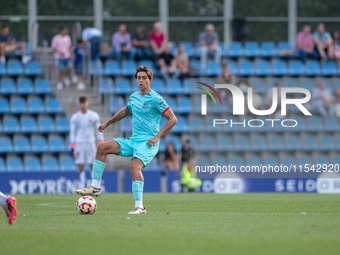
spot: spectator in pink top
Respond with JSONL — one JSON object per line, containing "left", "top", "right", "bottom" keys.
{"left": 296, "top": 25, "right": 316, "bottom": 63}
{"left": 51, "top": 26, "right": 74, "bottom": 90}
{"left": 149, "top": 22, "right": 167, "bottom": 61}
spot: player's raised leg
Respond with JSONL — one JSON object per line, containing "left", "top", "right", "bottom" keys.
{"left": 0, "top": 191, "right": 18, "bottom": 225}
{"left": 128, "top": 158, "right": 147, "bottom": 214}
{"left": 75, "top": 140, "right": 121, "bottom": 196}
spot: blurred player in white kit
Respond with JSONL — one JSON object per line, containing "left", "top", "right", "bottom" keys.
{"left": 70, "top": 96, "right": 103, "bottom": 188}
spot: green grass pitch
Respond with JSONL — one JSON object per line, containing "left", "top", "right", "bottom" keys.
{"left": 0, "top": 193, "right": 339, "bottom": 255}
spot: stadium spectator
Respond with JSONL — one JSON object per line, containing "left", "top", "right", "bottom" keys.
{"left": 52, "top": 26, "right": 74, "bottom": 90}
{"left": 313, "top": 23, "right": 334, "bottom": 59}
{"left": 132, "top": 25, "right": 151, "bottom": 61}
{"left": 73, "top": 38, "right": 85, "bottom": 90}
{"left": 332, "top": 30, "right": 340, "bottom": 60}
{"left": 149, "top": 21, "right": 167, "bottom": 60}
{"left": 181, "top": 138, "right": 190, "bottom": 165}
{"left": 163, "top": 142, "right": 180, "bottom": 170}
{"left": 175, "top": 44, "right": 189, "bottom": 80}
{"left": 217, "top": 64, "right": 236, "bottom": 85}
{"left": 159, "top": 42, "right": 180, "bottom": 81}
{"left": 296, "top": 25, "right": 316, "bottom": 63}
{"left": 0, "top": 23, "right": 31, "bottom": 64}
{"left": 82, "top": 26, "right": 103, "bottom": 60}
{"left": 199, "top": 23, "right": 222, "bottom": 70}
{"left": 112, "top": 24, "right": 134, "bottom": 63}
{"left": 334, "top": 88, "right": 340, "bottom": 117}
{"left": 312, "top": 81, "right": 334, "bottom": 116}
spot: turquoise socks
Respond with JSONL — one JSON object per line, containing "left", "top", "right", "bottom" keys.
{"left": 91, "top": 159, "right": 106, "bottom": 188}
{"left": 132, "top": 181, "right": 144, "bottom": 202}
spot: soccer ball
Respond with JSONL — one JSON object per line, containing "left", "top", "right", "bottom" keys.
{"left": 76, "top": 196, "right": 97, "bottom": 215}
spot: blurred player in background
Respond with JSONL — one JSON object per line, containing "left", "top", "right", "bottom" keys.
{"left": 75, "top": 66, "right": 177, "bottom": 214}
{"left": 72, "top": 38, "right": 85, "bottom": 90}
{"left": 0, "top": 191, "right": 17, "bottom": 225}
{"left": 70, "top": 96, "right": 103, "bottom": 189}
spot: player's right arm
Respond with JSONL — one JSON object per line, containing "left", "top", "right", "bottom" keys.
{"left": 98, "top": 106, "right": 130, "bottom": 133}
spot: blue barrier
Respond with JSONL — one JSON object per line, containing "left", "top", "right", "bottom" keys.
{"left": 124, "top": 170, "right": 162, "bottom": 192}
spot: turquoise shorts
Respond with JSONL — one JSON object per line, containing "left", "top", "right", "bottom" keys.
{"left": 113, "top": 137, "right": 159, "bottom": 169}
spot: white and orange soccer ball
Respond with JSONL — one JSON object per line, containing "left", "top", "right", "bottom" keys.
{"left": 76, "top": 196, "right": 97, "bottom": 215}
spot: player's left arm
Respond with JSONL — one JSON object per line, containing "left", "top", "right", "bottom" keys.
{"left": 147, "top": 108, "right": 177, "bottom": 147}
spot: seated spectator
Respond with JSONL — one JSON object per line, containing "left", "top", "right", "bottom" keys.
{"left": 0, "top": 23, "right": 31, "bottom": 64}
{"left": 82, "top": 26, "right": 103, "bottom": 60}
{"left": 52, "top": 26, "right": 74, "bottom": 90}
{"left": 181, "top": 138, "right": 190, "bottom": 165}
{"left": 296, "top": 25, "right": 316, "bottom": 63}
{"left": 73, "top": 38, "right": 85, "bottom": 90}
{"left": 163, "top": 142, "right": 180, "bottom": 170}
{"left": 149, "top": 21, "right": 167, "bottom": 60}
{"left": 132, "top": 25, "right": 151, "bottom": 61}
{"left": 175, "top": 44, "right": 189, "bottom": 80}
{"left": 217, "top": 64, "right": 236, "bottom": 85}
{"left": 313, "top": 23, "right": 334, "bottom": 59}
{"left": 159, "top": 42, "right": 180, "bottom": 81}
{"left": 199, "top": 23, "right": 222, "bottom": 70}
{"left": 332, "top": 30, "right": 340, "bottom": 60}
{"left": 334, "top": 88, "right": 340, "bottom": 117}
{"left": 112, "top": 24, "right": 134, "bottom": 63}
{"left": 312, "top": 81, "right": 334, "bottom": 116}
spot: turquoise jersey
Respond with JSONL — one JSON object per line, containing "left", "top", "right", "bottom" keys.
{"left": 127, "top": 89, "right": 170, "bottom": 139}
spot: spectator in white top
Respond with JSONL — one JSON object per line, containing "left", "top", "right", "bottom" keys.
{"left": 112, "top": 24, "right": 135, "bottom": 63}
{"left": 312, "top": 81, "right": 335, "bottom": 116}
{"left": 199, "top": 23, "right": 222, "bottom": 70}
{"left": 82, "top": 26, "right": 103, "bottom": 60}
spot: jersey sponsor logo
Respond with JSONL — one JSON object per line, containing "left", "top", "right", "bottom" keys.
{"left": 159, "top": 100, "right": 166, "bottom": 108}
{"left": 142, "top": 103, "right": 149, "bottom": 109}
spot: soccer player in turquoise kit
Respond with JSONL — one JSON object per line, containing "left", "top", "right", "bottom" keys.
{"left": 75, "top": 66, "right": 177, "bottom": 214}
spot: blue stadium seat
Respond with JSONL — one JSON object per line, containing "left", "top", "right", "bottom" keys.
{"left": 212, "top": 155, "right": 227, "bottom": 165}
{"left": 49, "top": 135, "right": 66, "bottom": 152}
{"left": 56, "top": 116, "right": 70, "bottom": 132}
{"left": 121, "top": 60, "right": 136, "bottom": 76}
{"left": 120, "top": 116, "right": 132, "bottom": 132}
{"left": 228, "top": 42, "right": 244, "bottom": 57}
{"left": 198, "top": 135, "right": 215, "bottom": 152}
{"left": 219, "top": 42, "right": 227, "bottom": 57}
{"left": 255, "top": 60, "right": 272, "bottom": 76}
{"left": 307, "top": 116, "right": 322, "bottom": 132}
{"left": 261, "top": 41, "right": 277, "bottom": 57}
{"left": 245, "top": 42, "right": 260, "bottom": 57}
{"left": 336, "top": 135, "right": 340, "bottom": 150}
{"left": 17, "top": 78, "right": 34, "bottom": 94}
{"left": 0, "top": 157, "right": 5, "bottom": 172}
{"left": 31, "top": 135, "right": 48, "bottom": 153}
{"left": 11, "top": 97, "right": 27, "bottom": 113}
{"left": 233, "top": 135, "right": 250, "bottom": 151}
{"left": 27, "top": 97, "right": 44, "bottom": 114}
{"left": 24, "top": 60, "right": 42, "bottom": 76}
{"left": 99, "top": 78, "right": 114, "bottom": 94}
{"left": 251, "top": 135, "right": 267, "bottom": 151}
{"left": 3, "top": 116, "right": 20, "bottom": 133}
{"left": 238, "top": 60, "right": 255, "bottom": 76}
{"left": 172, "top": 115, "right": 188, "bottom": 132}
{"left": 272, "top": 59, "right": 288, "bottom": 76}
{"left": 151, "top": 79, "right": 165, "bottom": 94}
{"left": 279, "top": 154, "right": 295, "bottom": 166}
{"left": 45, "top": 98, "right": 63, "bottom": 113}
{"left": 278, "top": 42, "right": 292, "bottom": 55}
{"left": 21, "top": 116, "right": 37, "bottom": 133}
{"left": 245, "top": 155, "right": 261, "bottom": 166}
{"left": 305, "top": 60, "right": 321, "bottom": 76}
{"left": 223, "top": 60, "right": 239, "bottom": 75}
{"left": 158, "top": 137, "right": 165, "bottom": 152}
{"left": 139, "top": 60, "right": 155, "bottom": 70}
{"left": 24, "top": 156, "right": 41, "bottom": 171}
{"left": 324, "top": 117, "right": 339, "bottom": 132}
{"left": 197, "top": 155, "right": 210, "bottom": 166}
{"left": 263, "top": 155, "right": 279, "bottom": 165}
{"left": 333, "top": 77, "right": 340, "bottom": 90}
{"left": 314, "top": 155, "right": 329, "bottom": 165}
{"left": 229, "top": 155, "right": 244, "bottom": 168}
{"left": 0, "top": 136, "right": 13, "bottom": 153}
{"left": 0, "top": 61, "right": 6, "bottom": 75}
{"left": 13, "top": 135, "right": 31, "bottom": 153}
{"left": 0, "top": 97, "right": 10, "bottom": 114}
{"left": 285, "top": 134, "right": 301, "bottom": 150}
{"left": 89, "top": 60, "right": 103, "bottom": 75}
{"left": 282, "top": 77, "right": 299, "bottom": 88}
{"left": 38, "top": 116, "right": 55, "bottom": 132}
{"left": 291, "top": 116, "right": 306, "bottom": 132}
{"left": 6, "top": 156, "right": 23, "bottom": 172}
{"left": 331, "top": 155, "right": 340, "bottom": 165}
{"left": 177, "top": 97, "right": 190, "bottom": 114}
{"left": 268, "top": 134, "right": 284, "bottom": 151}
{"left": 165, "top": 135, "right": 182, "bottom": 151}
{"left": 216, "top": 135, "right": 232, "bottom": 152}
{"left": 189, "top": 60, "right": 202, "bottom": 76}
{"left": 190, "top": 116, "right": 204, "bottom": 133}
{"left": 167, "top": 79, "right": 183, "bottom": 94}
{"left": 59, "top": 156, "right": 77, "bottom": 171}
{"left": 7, "top": 59, "right": 23, "bottom": 75}
{"left": 42, "top": 156, "right": 59, "bottom": 171}
{"left": 319, "top": 134, "right": 335, "bottom": 150}
{"left": 266, "top": 77, "right": 281, "bottom": 89}
{"left": 110, "top": 97, "right": 124, "bottom": 113}
{"left": 163, "top": 97, "right": 176, "bottom": 112}
{"left": 206, "top": 61, "right": 222, "bottom": 76}
{"left": 302, "top": 134, "right": 318, "bottom": 151}
{"left": 288, "top": 60, "right": 304, "bottom": 75}
{"left": 115, "top": 78, "right": 132, "bottom": 94}
{"left": 182, "top": 78, "right": 190, "bottom": 94}
{"left": 104, "top": 60, "right": 120, "bottom": 76}
{"left": 322, "top": 60, "right": 337, "bottom": 76}
{"left": 0, "top": 78, "right": 16, "bottom": 95}
{"left": 34, "top": 79, "right": 52, "bottom": 94}
{"left": 299, "top": 77, "right": 316, "bottom": 90}
{"left": 297, "top": 155, "right": 312, "bottom": 166}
